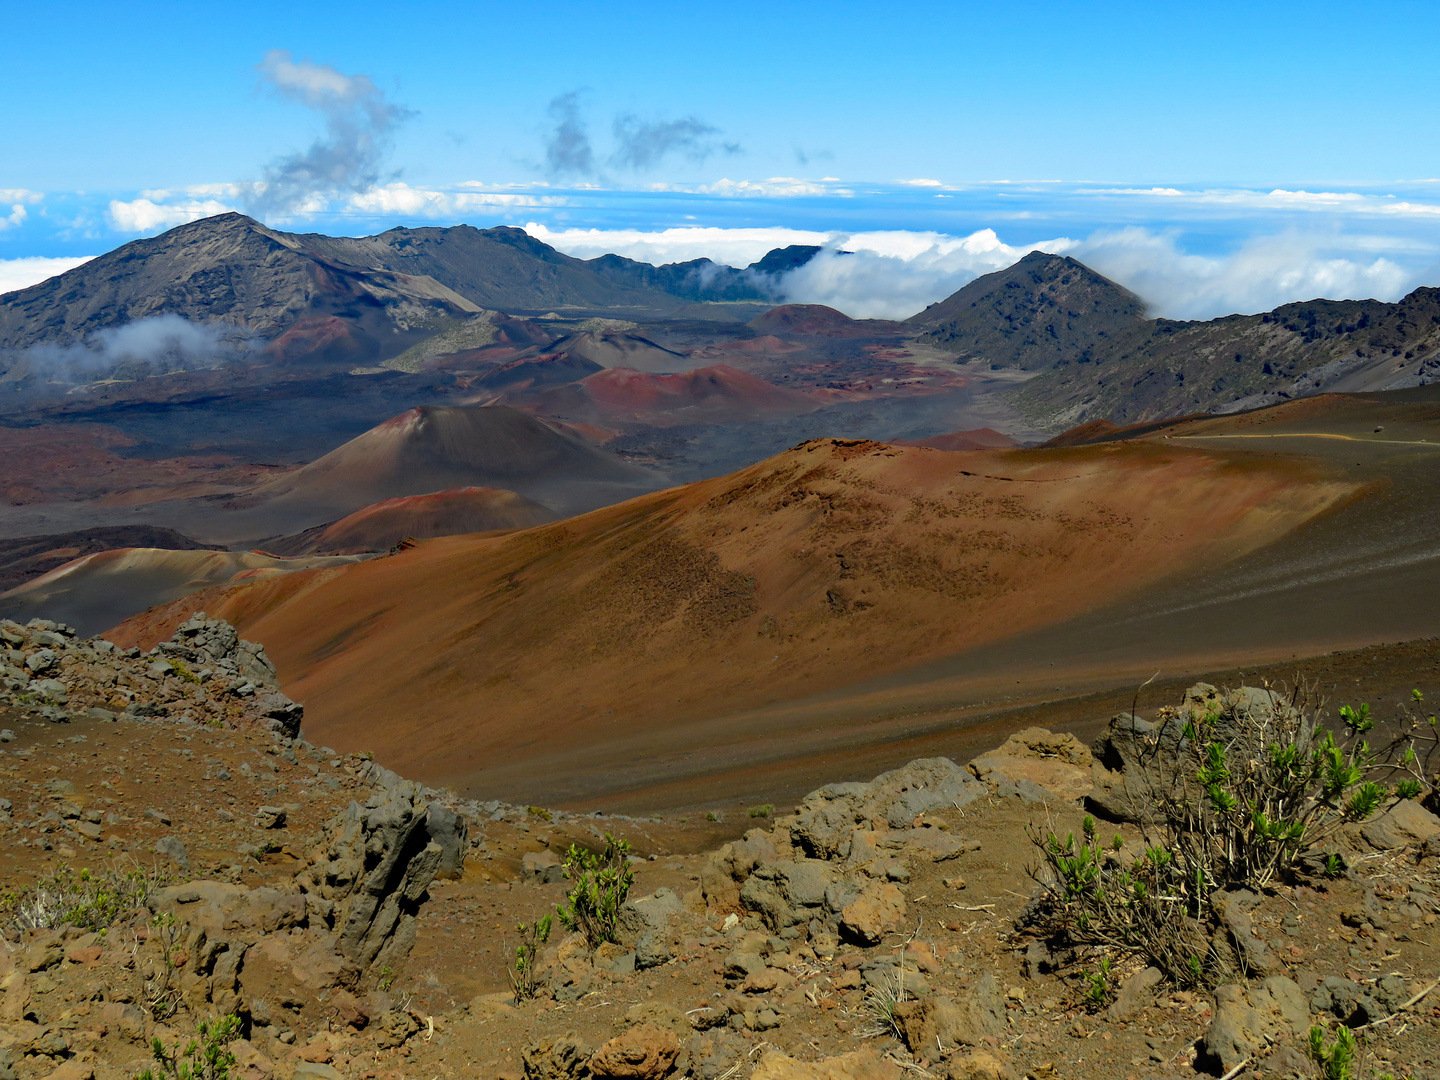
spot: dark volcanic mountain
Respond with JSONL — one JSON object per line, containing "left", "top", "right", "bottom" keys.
{"left": 0, "top": 525, "right": 222, "bottom": 594}
{"left": 908, "top": 252, "right": 1148, "bottom": 368}
{"left": 0, "top": 214, "right": 482, "bottom": 359}
{"left": 911, "top": 251, "right": 1440, "bottom": 427}
{"left": 582, "top": 244, "right": 818, "bottom": 303}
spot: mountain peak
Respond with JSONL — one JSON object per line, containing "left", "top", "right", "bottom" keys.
{"left": 905, "top": 253, "right": 1147, "bottom": 368}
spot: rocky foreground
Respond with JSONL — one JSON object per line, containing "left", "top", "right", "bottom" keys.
{"left": 0, "top": 619, "right": 1438, "bottom": 1080}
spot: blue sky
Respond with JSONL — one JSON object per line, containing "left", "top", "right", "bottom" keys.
{"left": 4, "top": 0, "right": 1439, "bottom": 318}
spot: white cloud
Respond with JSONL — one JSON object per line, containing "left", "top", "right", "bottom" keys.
{"left": 0, "top": 188, "right": 42, "bottom": 231}
{"left": 343, "top": 183, "right": 565, "bottom": 216}
{"left": 517, "top": 221, "right": 1426, "bottom": 321}
{"left": 1072, "top": 228, "right": 1413, "bottom": 320}
{"left": 700, "top": 177, "right": 849, "bottom": 197}
{"left": 898, "top": 178, "right": 944, "bottom": 187}
{"left": 108, "top": 195, "right": 238, "bottom": 233}
{"left": 525, "top": 223, "right": 830, "bottom": 266}
{"left": 0, "top": 255, "right": 96, "bottom": 296}
{"left": 779, "top": 229, "right": 1076, "bottom": 319}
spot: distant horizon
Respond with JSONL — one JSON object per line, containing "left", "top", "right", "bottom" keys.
{"left": 4, "top": 181, "right": 1438, "bottom": 324}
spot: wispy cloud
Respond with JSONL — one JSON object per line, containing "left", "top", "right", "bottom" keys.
{"left": 6, "top": 313, "right": 255, "bottom": 383}
{"left": 245, "top": 50, "right": 413, "bottom": 218}
{"left": 542, "top": 91, "right": 739, "bottom": 180}
{"left": 545, "top": 92, "right": 596, "bottom": 179}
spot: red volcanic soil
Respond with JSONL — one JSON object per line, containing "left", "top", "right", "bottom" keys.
{"left": 747, "top": 304, "right": 873, "bottom": 336}
{"left": 895, "top": 428, "right": 1019, "bottom": 451}
{"left": 0, "top": 423, "right": 281, "bottom": 506}
{"left": 113, "top": 437, "right": 1354, "bottom": 801}
{"left": 511, "top": 364, "right": 821, "bottom": 427}
{"left": 260, "top": 486, "right": 554, "bottom": 556}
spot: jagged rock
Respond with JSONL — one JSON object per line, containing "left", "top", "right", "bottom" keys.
{"left": 740, "top": 859, "right": 840, "bottom": 933}
{"left": 967, "top": 728, "right": 1093, "bottom": 801}
{"left": 750, "top": 1047, "right": 901, "bottom": 1079}
{"left": 1213, "top": 890, "right": 1277, "bottom": 975}
{"left": 588, "top": 1023, "right": 679, "bottom": 1079}
{"left": 305, "top": 781, "right": 455, "bottom": 973}
{"left": 1201, "top": 976, "right": 1310, "bottom": 1074}
{"left": 616, "top": 888, "right": 685, "bottom": 969}
{"left": 1360, "top": 798, "right": 1440, "bottom": 849}
{"left": 791, "top": 759, "right": 984, "bottom": 859}
{"left": 523, "top": 850, "right": 564, "bottom": 884}
{"left": 523, "top": 1031, "right": 594, "bottom": 1080}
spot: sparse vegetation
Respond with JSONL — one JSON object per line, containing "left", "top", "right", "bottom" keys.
{"left": 853, "top": 955, "right": 909, "bottom": 1040}
{"left": 1025, "top": 685, "right": 1436, "bottom": 988}
{"left": 508, "top": 914, "right": 552, "bottom": 1003}
{"left": 748, "top": 804, "right": 774, "bottom": 819}
{"left": 3, "top": 864, "right": 157, "bottom": 931}
{"left": 145, "top": 912, "right": 184, "bottom": 1022}
{"left": 1081, "top": 956, "right": 1115, "bottom": 1011}
{"left": 557, "top": 834, "right": 634, "bottom": 947}
{"left": 136, "top": 1014, "right": 242, "bottom": 1080}
{"left": 526, "top": 805, "right": 552, "bottom": 822}
{"left": 168, "top": 658, "right": 201, "bottom": 685}
{"left": 705, "top": 811, "right": 721, "bottom": 822}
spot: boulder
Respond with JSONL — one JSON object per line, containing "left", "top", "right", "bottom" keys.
{"left": 750, "top": 1047, "right": 902, "bottom": 1080}
{"left": 791, "top": 759, "right": 984, "bottom": 859}
{"left": 1201, "top": 976, "right": 1310, "bottom": 1074}
{"left": 839, "top": 881, "right": 907, "bottom": 945}
{"left": 1360, "top": 798, "right": 1440, "bottom": 849}
{"left": 967, "top": 728, "right": 1093, "bottom": 802}
{"left": 893, "top": 974, "right": 1006, "bottom": 1052}
{"left": 588, "top": 1023, "right": 679, "bottom": 1079}
{"left": 523, "top": 1032, "right": 594, "bottom": 1080}
{"left": 616, "top": 888, "right": 685, "bottom": 969}
{"left": 1106, "top": 966, "right": 1162, "bottom": 1021}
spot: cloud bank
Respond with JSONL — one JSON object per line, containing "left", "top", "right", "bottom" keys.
{"left": 9, "top": 314, "right": 254, "bottom": 383}
{"left": 529, "top": 223, "right": 1425, "bottom": 321}
{"left": 245, "top": 50, "right": 413, "bottom": 218}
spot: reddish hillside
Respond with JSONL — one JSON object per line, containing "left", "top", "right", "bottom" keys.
{"left": 510, "top": 364, "right": 821, "bottom": 427}
{"left": 260, "top": 487, "right": 554, "bottom": 556}
{"left": 111, "top": 437, "right": 1354, "bottom": 799}
{"left": 748, "top": 304, "right": 868, "bottom": 336}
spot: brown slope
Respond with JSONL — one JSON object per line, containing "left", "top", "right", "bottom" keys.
{"left": 239, "top": 404, "right": 661, "bottom": 524}
{"left": 0, "top": 547, "right": 368, "bottom": 637}
{"left": 0, "top": 525, "right": 223, "bottom": 593}
{"left": 110, "top": 437, "right": 1354, "bottom": 801}
{"left": 259, "top": 487, "right": 555, "bottom": 556}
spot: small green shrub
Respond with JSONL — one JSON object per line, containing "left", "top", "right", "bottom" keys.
{"left": 557, "top": 834, "right": 634, "bottom": 947}
{"left": 748, "top": 804, "right": 774, "bottom": 819}
{"left": 509, "top": 914, "right": 552, "bottom": 1003}
{"left": 137, "top": 1014, "right": 241, "bottom": 1080}
{"left": 705, "top": 811, "right": 721, "bottom": 822}
{"left": 526, "top": 806, "right": 553, "bottom": 821}
{"left": 1081, "top": 956, "right": 1115, "bottom": 1011}
{"left": 1308, "top": 1023, "right": 1357, "bottom": 1080}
